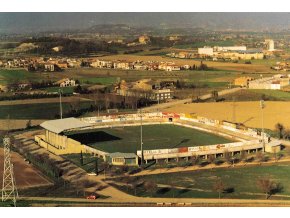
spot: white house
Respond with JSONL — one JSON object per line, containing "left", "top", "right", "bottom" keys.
{"left": 55, "top": 78, "right": 76, "bottom": 87}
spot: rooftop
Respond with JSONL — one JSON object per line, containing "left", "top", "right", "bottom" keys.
{"left": 40, "top": 118, "right": 92, "bottom": 134}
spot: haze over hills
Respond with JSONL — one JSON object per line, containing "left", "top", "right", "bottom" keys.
{"left": 0, "top": 12, "right": 289, "bottom": 34}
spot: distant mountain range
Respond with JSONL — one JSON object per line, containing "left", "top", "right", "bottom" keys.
{"left": 0, "top": 12, "right": 289, "bottom": 34}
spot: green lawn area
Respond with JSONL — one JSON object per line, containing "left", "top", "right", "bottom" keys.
{"left": 114, "top": 162, "right": 290, "bottom": 199}
{"left": 79, "top": 77, "right": 119, "bottom": 85}
{"left": 249, "top": 89, "right": 290, "bottom": 101}
{"left": 66, "top": 124, "right": 234, "bottom": 153}
{"left": 0, "top": 69, "right": 43, "bottom": 85}
{"left": 0, "top": 101, "right": 93, "bottom": 119}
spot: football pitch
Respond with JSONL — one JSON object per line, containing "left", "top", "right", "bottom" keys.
{"left": 66, "top": 124, "right": 234, "bottom": 153}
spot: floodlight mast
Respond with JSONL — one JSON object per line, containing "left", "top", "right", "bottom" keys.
{"left": 140, "top": 108, "right": 143, "bottom": 166}
{"left": 59, "top": 89, "right": 63, "bottom": 119}
{"left": 260, "top": 100, "right": 265, "bottom": 152}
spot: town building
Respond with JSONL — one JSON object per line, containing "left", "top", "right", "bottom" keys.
{"left": 248, "top": 76, "right": 290, "bottom": 90}
{"left": 213, "top": 46, "right": 247, "bottom": 52}
{"left": 106, "top": 153, "right": 138, "bottom": 166}
{"left": 139, "top": 35, "right": 150, "bottom": 44}
{"left": 55, "top": 78, "right": 76, "bottom": 87}
{"left": 265, "top": 39, "right": 275, "bottom": 51}
{"left": 198, "top": 47, "right": 214, "bottom": 56}
{"left": 234, "top": 77, "right": 254, "bottom": 87}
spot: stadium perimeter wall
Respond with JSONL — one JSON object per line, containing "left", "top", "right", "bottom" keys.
{"left": 34, "top": 112, "right": 281, "bottom": 163}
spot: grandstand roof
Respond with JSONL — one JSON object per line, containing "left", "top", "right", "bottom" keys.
{"left": 40, "top": 118, "right": 92, "bottom": 134}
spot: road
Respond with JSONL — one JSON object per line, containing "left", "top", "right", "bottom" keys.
{"left": 144, "top": 87, "right": 242, "bottom": 112}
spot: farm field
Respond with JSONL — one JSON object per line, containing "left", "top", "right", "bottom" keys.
{"left": 0, "top": 96, "right": 91, "bottom": 106}
{"left": 0, "top": 69, "right": 44, "bottom": 85}
{"left": 79, "top": 77, "right": 119, "bottom": 85}
{"left": 115, "top": 162, "right": 290, "bottom": 199}
{"left": 220, "top": 89, "right": 290, "bottom": 102}
{"left": 66, "top": 124, "right": 234, "bottom": 153}
{"left": 0, "top": 101, "right": 93, "bottom": 119}
{"left": 0, "top": 148, "right": 52, "bottom": 189}
{"left": 164, "top": 101, "right": 290, "bottom": 130}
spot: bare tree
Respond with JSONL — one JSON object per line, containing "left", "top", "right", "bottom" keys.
{"left": 224, "top": 150, "right": 232, "bottom": 165}
{"left": 144, "top": 181, "right": 157, "bottom": 197}
{"left": 240, "top": 150, "right": 248, "bottom": 162}
{"left": 208, "top": 154, "right": 215, "bottom": 164}
{"left": 256, "top": 151, "right": 264, "bottom": 163}
{"left": 257, "top": 178, "right": 281, "bottom": 199}
{"left": 275, "top": 123, "right": 284, "bottom": 139}
{"left": 213, "top": 178, "right": 225, "bottom": 199}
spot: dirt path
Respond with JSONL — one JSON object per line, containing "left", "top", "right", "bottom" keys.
{"left": 0, "top": 148, "right": 52, "bottom": 189}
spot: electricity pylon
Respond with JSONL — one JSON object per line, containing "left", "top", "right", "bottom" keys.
{"left": 1, "top": 136, "right": 18, "bottom": 207}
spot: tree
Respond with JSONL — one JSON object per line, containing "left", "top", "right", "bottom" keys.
{"left": 275, "top": 123, "right": 284, "bottom": 139}
{"left": 101, "top": 162, "right": 110, "bottom": 178}
{"left": 95, "top": 157, "right": 99, "bottom": 176}
{"left": 240, "top": 150, "right": 248, "bottom": 162}
{"left": 80, "top": 151, "right": 84, "bottom": 166}
{"left": 211, "top": 90, "right": 219, "bottom": 102}
{"left": 144, "top": 181, "right": 157, "bottom": 197}
{"left": 224, "top": 150, "right": 232, "bottom": 165}
{"left": 213, "top": 178, "right": 225, "bottom": 199}
{"left": 26, "top": 119, "right": 32, "bottom": 129}
{"left": 208, "top": 154, "right": 215, "bottom": 164}
{"left": 257, "top": 178, "right": 280, "bottom": 199}
{"left": 256, "top": 151, "right": 264, "bottom": 163}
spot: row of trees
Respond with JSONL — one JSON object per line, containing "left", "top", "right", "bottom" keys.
{"left": 213, "top": 177, "right": 283, "bottom": 200}
{"left": 275, "top": 123, "right": 290, "bottom": 140}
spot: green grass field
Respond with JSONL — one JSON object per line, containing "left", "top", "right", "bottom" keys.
{"left": 0, "top": 101, "right": 93, "bottom": 119}
{"left": 113, "top": 162, "right": 290, "bottom": 199}
{"left": 79, "top": 77, "right": 119, "bottom": 85}
{"left": 249, "top": 89, "right": 290, "bottom": 101}
{"left": 66, "top": 124, "right": 234, "bottom": 153}
{"left": 0, "top": 69, "right": 43, "bottom": 85}
{"left": 221, "top": 89, "right": 290, "bottom": 102}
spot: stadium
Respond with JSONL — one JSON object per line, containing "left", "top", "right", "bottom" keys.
{"left": 35, "top": 112, "right": 281, "bottom": 167}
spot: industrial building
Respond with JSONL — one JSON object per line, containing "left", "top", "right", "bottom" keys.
{"left": 198, "top": 47, "right": 214, "bottom": 56}
{"left": 106, "top": 153, "right": 138, "bottom": 166}
{"left": 248, "top": 76, "right": 290, "bottom": 90}
{"left": 234, "top": 76, "right": 254, "bottom": 87}
{"left": 265, "top": 39, "right": 275, "bottom": 51}
{"left": 213, "top": 46, "right": 247, "bottom": 52}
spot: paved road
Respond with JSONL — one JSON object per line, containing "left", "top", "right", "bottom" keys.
{"left": 19, "top": 195, "right": 290, "bottom": 207}
{"left": 144, "top": 87, "right": 242, "bottom": 112}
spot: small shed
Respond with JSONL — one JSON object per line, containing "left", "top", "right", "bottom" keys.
{"left": 106, "top": 152, "right": 139, "bottom": 166}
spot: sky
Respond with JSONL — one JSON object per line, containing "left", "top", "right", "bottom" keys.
{"left": 0, "top": 13, "right": 289, "bottom": 34}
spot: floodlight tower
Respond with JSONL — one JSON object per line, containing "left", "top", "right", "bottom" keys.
{"left": 232, "top": 97, "right": 236, "bottom": 123}
{"left": 139, "top": 108, "right": 144, "bottom": 166}
{"left": 1, "top": 136, "right": 18, "bottom": 207}
{"left": 59, "top": 89, "right": 63, "bottom": 119}
{"left": 260, "top": 100, "right": 265, "bottom": 152}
